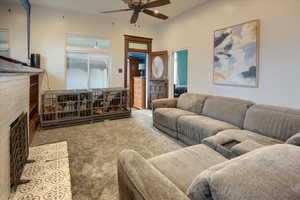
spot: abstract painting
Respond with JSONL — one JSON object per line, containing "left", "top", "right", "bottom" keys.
{"left": 213, "top": 20, "right": 260, "bottom": 87}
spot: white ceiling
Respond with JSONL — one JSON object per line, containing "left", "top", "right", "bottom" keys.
{"left": 28, "top": 0, "right": 209, "bottom": 25}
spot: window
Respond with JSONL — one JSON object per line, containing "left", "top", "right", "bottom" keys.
{"left": 66, "top": 34, "right": 111, "bottom": 90}
{"left": 128, "top": 42, "right": 148, "bottom": 50}
{"left": 173, "top": 50, "right": 188, "bottom": 97}
{"left": 0, "top": 30, "right": 9, "bottom": 57}
{"left": 67, "top": 34, "right": 110, "bottom": 50}
{"left": 173, "top": 50, "right": 188, "bottom": 87}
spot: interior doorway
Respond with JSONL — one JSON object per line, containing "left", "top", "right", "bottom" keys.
{"left": 124, "top": 35, "right": 169, "bottom": 110}
{"left": 172, "top": 49, "right": 188, "bottom": 97}
{"left": 128, "top": 52, "right": 147, "bottom": 109}
{"left": 124, "top": 35, "right": 152, "bottom": 110}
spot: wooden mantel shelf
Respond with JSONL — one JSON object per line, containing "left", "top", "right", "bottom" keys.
{"left": 0, "top": 56, "right": 44, "bottom": 74}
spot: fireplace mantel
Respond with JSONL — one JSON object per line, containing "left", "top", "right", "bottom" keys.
{"left": 0, "top": 57, "right": 44, "bottom": 74}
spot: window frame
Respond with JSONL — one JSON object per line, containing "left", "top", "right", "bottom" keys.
{"left": 65, "top": 33, "right": 112, "bottom": 90}
{"left": 0, "top": 28, "right": 10, "bottom": 57}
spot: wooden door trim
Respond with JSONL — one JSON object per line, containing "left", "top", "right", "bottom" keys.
{"left": 124, "top": 35, "right": 152, "bottom": 88}
{"left": 128, "top": 49, "right": 149, "bottom": 53}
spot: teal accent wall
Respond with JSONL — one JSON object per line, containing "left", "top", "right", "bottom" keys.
{"left": 177, "top": 50, "right": 188, "bottom": 86}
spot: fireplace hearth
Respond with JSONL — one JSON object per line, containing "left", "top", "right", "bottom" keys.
{"left": 10, "top": 112, "right": 30, "bottom": 192}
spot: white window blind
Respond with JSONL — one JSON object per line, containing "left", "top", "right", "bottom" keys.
{"left": 67, "top": 34, "right": 110, "bottom": 50}
{"left": 66, "top": 34, "right": 111, "bottom": 90}
{"left": 0, "top": 30, "right": 9, "bottom": 57}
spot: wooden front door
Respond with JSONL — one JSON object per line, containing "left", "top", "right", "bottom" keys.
{"left": 148, "top": 51, "right": 169, "bottom": 109}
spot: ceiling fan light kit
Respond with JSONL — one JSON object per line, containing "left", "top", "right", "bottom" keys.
{"left": 101, "top": 0, "right": 171, "bottom": 24}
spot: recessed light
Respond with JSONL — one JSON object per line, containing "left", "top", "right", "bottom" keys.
{"left": 154, "top": 10, "right": 159, "bottom": 14}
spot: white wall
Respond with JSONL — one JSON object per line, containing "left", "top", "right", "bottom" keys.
{"left": 31, "top": 5, "right": 158, "bottom": 91}
{"left": 2, "top": 0, "right": 300, "bottom": 108}
{"left": 156, "top": 0, "right": 300, "bottom": 108}
{"left": 0, "top": 2, "right": 28, "bottom": 63}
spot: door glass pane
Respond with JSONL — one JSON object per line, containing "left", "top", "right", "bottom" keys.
{"left": 152, "top": 56, "right": 164, "bottom": 79}
{"left": 67, "top": 34, "right": 110, "bottom": 49}
{"left": 67, "top": 52, "right": 89, "bottom": 90}
{"left": 89, "top": 54, "right": 108, "bottom": 89}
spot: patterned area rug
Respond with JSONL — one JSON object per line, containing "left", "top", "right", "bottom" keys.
{"left": 10, "top": 141, "right": 72, "bottom": 200}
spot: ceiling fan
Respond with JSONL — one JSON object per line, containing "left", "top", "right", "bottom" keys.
{"left": 101, "top": 0, "right": 170, "bottom": 24}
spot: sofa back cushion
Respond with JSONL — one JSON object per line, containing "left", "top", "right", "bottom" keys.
{"left": 177, "top": 93, "right": 209, "bottom": 114}
{"left": 187, "top": 144, "right": 300, "bottom": 200}
{"left": 202, "top": 96, "right": 254, "bottom": 128}
{"left": 244, "top": 105, "right": 300, "bottom": 141}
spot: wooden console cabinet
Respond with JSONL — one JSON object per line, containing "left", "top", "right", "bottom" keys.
{"left": 133, "top": 77, "right": 146, "bottom": 109}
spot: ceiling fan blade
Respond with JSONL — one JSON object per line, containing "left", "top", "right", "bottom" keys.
{"left": 143, "top": 9, "right": 168, "bottom": 20}
{"left": 101, "top": 8, "right": 132, "bottom": 14}
{"left": 131, "top": 11, "right": 140, "bottom": 24}
{"left": 143, "top": 0, "right": 170, "bottom": 9}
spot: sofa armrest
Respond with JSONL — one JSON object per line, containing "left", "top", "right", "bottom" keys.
{"left": 286, "top": 132, "right": 300, "bottom": 146}
{"left": 187, "top": 144, "right": 300, "bottom": 200}
{"left": 152, "top": 98, "right": 178, "bottom": 111}
{"left": 202, "top": 133, "right": 238, "bottom": 159}
{"left": 118, "top": 150, "right": 189, "bottom": 200}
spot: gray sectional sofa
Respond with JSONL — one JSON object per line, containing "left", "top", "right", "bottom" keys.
{"left": 118, "top": 93, "right": 300, "bottom": 200}
{"left": 153, "top": 94, "right": 254, "bottom": 146}
{"left": 153, "top": 93, "right": 300, "bottom": 157}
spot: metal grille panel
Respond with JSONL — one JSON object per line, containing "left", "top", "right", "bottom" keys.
{"left": 10, "top": 113, "right": 29, "bottom": 192}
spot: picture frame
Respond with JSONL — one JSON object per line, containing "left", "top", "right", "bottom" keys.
{"left": 213, "top": 19, "right": 260, "bottom": 88}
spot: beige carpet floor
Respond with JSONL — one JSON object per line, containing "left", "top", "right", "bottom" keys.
{"left": 31, "top": 110, "right": 184, "bottom": 200}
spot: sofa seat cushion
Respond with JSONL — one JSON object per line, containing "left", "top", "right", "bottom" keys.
{"left": 153, "top": 108, "right": 196, "bottom": 131}
{"left": 231, "top": 140, "right": 264, "bottom": 156}
{"left": 149, "top": 144, "right": 227, "bottom": 193}
{"left": 218, "top": 129, "right": 283, "bottom": 146}
{"left": 187, "top": 144, "right": 300, "bottom": 200}
{"left": 153, "top": 122, "right": 179, "bottom": 139}
{"left": 177, "top": 115, "right": 239, "bottom": 145}
{"left": 203, "top": 129, "right": 283, "bottom": 158}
